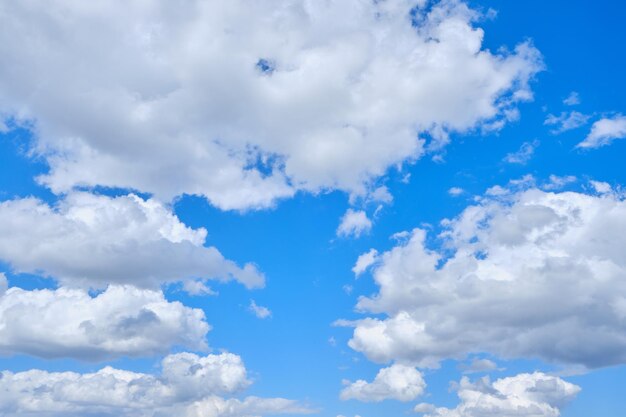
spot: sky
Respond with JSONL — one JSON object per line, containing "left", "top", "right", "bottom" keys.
{"left": 0, "top": 0, "right": 625, "bottom": 416}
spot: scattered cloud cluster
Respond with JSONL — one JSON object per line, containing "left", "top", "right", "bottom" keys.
{"left": 346, "top": 184, "right": 626, "bottom": 369}
{"left": 544, "top": 111, "right": 590, "bottom": 134}
{"left": 0, "top": 0, "right": 541, "bottom": 210}
{"left": 340, "top": 364, "right": 426, "bottom": 402}
{"left": 417, "top": 373, "right": 580, "bottom": 417}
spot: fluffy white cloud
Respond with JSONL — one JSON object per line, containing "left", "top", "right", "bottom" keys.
{"left": 0, "top": 277, "right": 209, "bottom": 359}
{"left": 0, "top": 0, "right": 541, "bottom": 210}
{"left": 577, "top": 115, "right": 626, "bottom": 148}
{"left": 340, "top": 364, "right": 425, "bottom": 402}
{"left": 352, "top": 249, "right": 379, "bottom": 276}
{"left": 345, "top": 184, "right": 626, "bottom": 368}
{"left": 0, "top": 352, "right": 310, "bottom": 417}
{"left": 420, "top": 373, "right": 580, "bottom": 417}
{"left": 503, "top": 140, "right": 538, "bottom": 165}
{"left": 544, "top": 111, "right": 590, "bottom": 134}
{"left": 0, "top": 192, "right": 263, "bottom": 290}
{"left": 337, "top": 209, "right": 372, "bottom": 238}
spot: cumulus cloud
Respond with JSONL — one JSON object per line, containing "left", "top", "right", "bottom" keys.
{"left": 345, "top": 184, "right": 626, "bottom": 368}
{"left": 544, "top": 111, "right": 590, "bottom": 134}
{"left": 0, "top": 0, "right": 541, "bottom": 210}
{"left": 352, "top": 249, "right": 379, "bottom": 276}
{"left": 0, "top": 352, "right": 311, "bottom": 417}
{"left": 337, "top": 209, "right": 372, "bottom": 238}
{"left": 0, "top": 278, "right": 209, "bottom": 359}
{"left": 503, "top": 140, "right": 539, "bottom": 165}
{"left": 420, "top": 373, "right": 580, "bottom": 417}
{"left": 340, "top": 364, "right": 425, "bottom": 402}
{"left": 577, "top": 115, "right": 626, "bottom": 148}
{"left": 0, "top": 192, "right": 263, "bottom": 290}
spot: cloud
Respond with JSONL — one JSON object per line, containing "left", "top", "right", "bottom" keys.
{"left": 420, "top": 373, "right": 580, "bottom": 417}
{"left": 577, "top": 115, "right": 626, "bottom": 148}
{"left": 542, "top": 175, "right": 577, "bottom": 191}
{"left": 0, "top": 352, "right": 311, "bottom": 417}
{"left": 337, "top": 209, "right": 372, "bottom": 238}
{"left": 0, "top": 192, "right": 263, "bottom": 290}
{"left": 460, "top": 358, "right": 499, "bottom": 374}
{"left": 340, "top": 364, "right": 425, "bottom": 402}
{"left": 544, "top": 111, "right": 590, "bottom": 134}
{"left": 448, "top": 187, "right": 465, "bottom": 197}
{"left": 352, "top": 249, "right": 379, "bottom": 277}
{"left": 563, "top": 91, "right": 580, "bottom": 106}
{"left": 0, "top": 278, "right": 209, "bottom": 359}
{"left": 0, "top": 0, "right": 541, "bottom": 210}
{"left": 345, "top": 184, "right": 626, "bottom": 368}
{"left": 503, "top": 140, "right": 539, "bottom": 165}
{"left": 249, "top": 300, "right": 272, "bottom": 319}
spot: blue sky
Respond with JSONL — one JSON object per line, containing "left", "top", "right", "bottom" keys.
{"left": 0, "top": 1, "right": 625, "bottom": 416}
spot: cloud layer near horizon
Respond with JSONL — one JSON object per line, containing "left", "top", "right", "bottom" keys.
{"left": 0, "top": 351, "right": 311, "bottom": 417}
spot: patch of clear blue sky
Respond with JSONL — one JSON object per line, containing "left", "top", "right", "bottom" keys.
{"left": 0, "top": 1, "right": 625, "bottom": 416}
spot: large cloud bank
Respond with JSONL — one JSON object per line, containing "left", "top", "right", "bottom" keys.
{"left": 0, "top": 0, "right": 541, "bottom": 209}
{"left": 347, "top": 185, "right": 626, "bottom": 369}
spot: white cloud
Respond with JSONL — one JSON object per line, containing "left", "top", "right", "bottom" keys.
{"left": 249, "top": 300, "right": 272, "bottom": 319}
{"left": 460, "top": 358, "right": 499, "bottom": 374}
{"left": 563, "top": 91, "right": 580, "bottom": 106}
{"left": 345, "top": 185, "right": 626, "bottom": 368}
{"left": 369, "top": 186, "right": 394, "bottom": 205}
{"left": 0, "top": 352, "right": 311, "bottom": 417}
{"left": 577, "top": 115, "right": 626, "bottom": 148}
{"left": 0, "top": 192, "right": 263, "bottom": 290}
{"left": 0, "top": 0, "right": 541, "bottom": 210}
{"left": 422, "top": 373, "right": 580, "bottom": 417}
{"left": 544, "top": 111, "right": 590, "bottom": 134}
{"left": 503, "top": 140, "right": 538, "bottom": 165}
{"left": 542, "top": 175, "right": 577, "bottom": 191}
{"left": 352, "top": 249, "right": 379, "bottom": 277}
{"left": 448, "top": 187, "right": 465, "bottom": 197}
{"left": 589, "top": 180, "right": 612, "bottom": 194}
{"left": 340, "top": 364, "right": 425, "bottom": 402}
{"left": 0, "top": 278, "right": 209, "bottom": 359}
{"left": 337, "top": 209, "right": 372, "bottom": 238}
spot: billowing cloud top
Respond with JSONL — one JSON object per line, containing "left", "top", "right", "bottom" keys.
{"left": 0, "top": 0, "right": 541, "bottom": 210}
{"left": 347, "top": 185, "right": 626, "bottom": 368}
